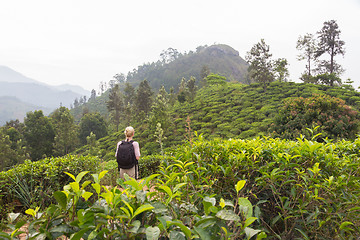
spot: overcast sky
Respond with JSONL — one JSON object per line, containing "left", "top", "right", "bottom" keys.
{"left": 0, "top": 0, "right": 359, "bottom": 92}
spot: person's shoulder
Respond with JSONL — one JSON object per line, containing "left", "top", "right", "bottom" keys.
{"left": 132, "top": 141, "right": 139, "bottom": 146}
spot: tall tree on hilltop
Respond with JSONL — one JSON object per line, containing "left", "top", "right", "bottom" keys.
{"left": 23, "top": 110, "right": 55, "bottom": 161}
{"left": 296, "top": 33, "right": 317, "bottom": 79}
{"left": 273, "top": 58, "right": 289, "bottom": 82}
{"left": 135, "top": 79, "right": 153, "bottom": 119}
{"left": 106, "top": 84, "right": 124, "bottom": 132}
{"left": 123, "top": 82, "right": 136, "bottom": 105}
{"left": 51, "top": 106, "right": 78, "bottom": 156}
{"left": 246, "top": 39, "right": 274, "bottom": 91}
{"left": 315, "top": 20, "right": 345, "bottom": 75}
{"left": 90, "top": 89, "right": 97, "bottom": 101}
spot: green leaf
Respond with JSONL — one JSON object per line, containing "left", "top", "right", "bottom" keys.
{"left": 70, "top": 227, "right": 90, "bottom": 240}
{"left": 91, "top": 183, "right": 101, "bottom": 194}
{"left": 64, "top": 172, "right": 76, "bottom": 181}
{"left": 168, "top": 221, "right": 191, "bottom": 239}
{"left": 88, "top": 230, "right": 98, "bottom": 240}
{"left": 244, "top": 227, "right": 261, "bottom": 240}
{"left": 146, "top": 226, "right": 160, "bottom": 240}
{"left": 54, "top": 191, "right": 67, "bottom": 209}
{"left": 15, "top": 220, "right": 26, "bottom": 229}
{"left": 194, "top": 216, "right": 217, "bottom": 228}
{"left": 219, "top": 198, "right": 225, "bottom": 208}
{"left": 173, "top": 182, "right": 187, "bottom": 192}
{"left": 144, "top": 173, "right": 160, "bottom": 186}
{"left": 136, "top": 190, "right": 146, "bottom": 203}
{"left": 75, "top": 171, "right": 89, "bottom": 183}
{"left": 81, "top": 180, "right": 92, "bottom": 189}
{"left": 235, "top": 180, "right": 246, "bottom": 193}
{"left": 124, "top": 179, "right": 142, "bottom": 191}
{"left": 244, "top": 217, "right": 257, "bottom": 228}
{"left": 295, "top": 228, "right": 309, "bottom": 240}
{"left": 99, "top": 170, "right": 108, "bottom": 181}
{"left": 82, "top": 191, "right": 93, "bottom": 201}
{"left": 25, "top": 208, "right": 36, "bottom": 217}
{"left": 256, "top": 232, "right": 267, "bottom": 240}
{"left": 216, "top": 210, "right": 240, "bottom": 221}
{"left": 70, "top": 182, "right": 80, "bottom": 192}
{"left": 194, "top": 226, "right": 212, "bottom": 240}
{"left": 238, "top": 197, "right": 253, "bottom": 219}
{"left": 129, "top": 220, "right": 141, "bottom": 233}
{"left": 133, "top": 204, "right": 154, "bottom": 219}
{"left": 339, "top": 221, "right": 354, "bottom": 231}
{"left": 159, "top": 185, "right": 173, "bottom": 197}
{"left": 169, "top": 230, "right": 186, "bottom": 240}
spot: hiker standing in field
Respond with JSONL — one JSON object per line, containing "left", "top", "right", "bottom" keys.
{"left": 115, "top": 126, "right": 140, "bottom": 179}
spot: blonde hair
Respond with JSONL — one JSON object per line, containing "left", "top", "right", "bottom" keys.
{"left": 124, "top": 126, "right": 135, "bottom": 138}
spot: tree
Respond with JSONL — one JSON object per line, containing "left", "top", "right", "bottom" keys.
{"left": 271, "top": 94, "right": 359, "bottom": 140}
{"left": 106, "top": 84, "right": 124, "bottom": 131}
{"left": 273, "top": 58, "right": 289, "bottom": 82}
{"left": 113, "top": 73, "right": 126, "bottom": 84}
{"left": 186, "top": 76, "right": 197, "bottom": 101}
{"left": 90, "top": 89, "right": 97, "bottom": 101}
{"left": 200, "top": 65, "right": 210, "bottom": 87}
{"left": 149, "top": 86, "right": 170, "bottom": 131}
{"left": 123, "top": 82, "right": 136, "bottom": 105}
{"left": 246, "top": 39, "right": 274, "bottom": 91}
{"left": 160, "top": 47, "right": 179, "bottom": 64}
{"left": 296, "top": 33, "right": 317, "bottom": 77}
{"left": 23, "top": 110, "right": 55, "bottom": 160}
{"left": 0, "top": 130, "right": 19, "bottom": 171}
{"left": 79, "top": 113, "right": 107, "bottom": 145}
{"left": 51, "top": 106, "right": 78, "bottom": 156}
{"left": 135, "top": 79, "right": 153, "bottom": 119}
{"left": 315, "top": 20, "right": 345, "bottom": 75}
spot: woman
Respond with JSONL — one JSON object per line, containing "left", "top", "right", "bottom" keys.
{"left": 115, "top": 126, "right": 141, "bottom": 179}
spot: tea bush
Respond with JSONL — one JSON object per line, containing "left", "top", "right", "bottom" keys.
{"left": 1, "top": 168, "right": 266, "bottom": 239}
{"left": 167, "top": 135, "right": 360, "bottom": 239}
{"left": 0, "top": 155, "right": 101, "bottom": 221}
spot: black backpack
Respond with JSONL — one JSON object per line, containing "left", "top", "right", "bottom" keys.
{"left": 116, "top": 140, "right": 137, "bottom": 170}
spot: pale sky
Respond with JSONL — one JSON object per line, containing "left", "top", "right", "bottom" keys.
{"left": 0, "top": 0, "right": 359, "bottom": 92}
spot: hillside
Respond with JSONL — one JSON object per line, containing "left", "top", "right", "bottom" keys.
{"left": 125, "top": 44, "right": 249, "bottom": 90}
{"left": 74, "top": 81, "right": 360, "bottom": 159}
{"left": 70, "top": 44, "right": 249, "bottom": 122}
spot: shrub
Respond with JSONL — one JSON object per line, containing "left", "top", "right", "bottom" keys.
{"left": 0, "top": 155, "right": 101, "bottom": 221}
{"left": 272, "top": 94, "right": 360, "bottom": 140}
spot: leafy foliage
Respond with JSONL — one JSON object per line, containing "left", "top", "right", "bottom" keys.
{"left": 125, "top": 44, "right": 249, "bottom": 91}
{"left": 271, "top": 94, "right": 360, "bottom": 140}
{"left": 0, "top": 155, "right": 101, "bottom": 221}
{"left": 23, "top": 110, "right": 55, "bottom": 161}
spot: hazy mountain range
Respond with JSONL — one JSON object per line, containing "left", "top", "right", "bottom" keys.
{"left": 0, "top": 65, "right": 90, "bottom": 125}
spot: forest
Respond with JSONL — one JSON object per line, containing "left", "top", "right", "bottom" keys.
{"left": 1, "top": 19, "right": 359, "bottom": 239}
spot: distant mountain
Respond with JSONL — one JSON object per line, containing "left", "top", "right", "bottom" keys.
{"left": 0, "top": 65, "right": 41, "bottom": 84}
{"left": 125, "top": 44, "right": 249, "bottom": 90}
{"left": 0, "top": 65, "right": 90, "bottom": 96}
{"left": 52, "top": 84, "right": 90, "bottom": 96}
{"left": 0, "top": 96, "right": 52, "bottom": 125}
{"left": 0, "top": 66, "right": 90, "bottom": 125}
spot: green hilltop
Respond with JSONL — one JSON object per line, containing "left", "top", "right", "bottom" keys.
{"left": 125, "top": 44, "right": 249, "bottom": 90}
{"left": 74, "top": 80, "right": 360, "bottom": 159}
